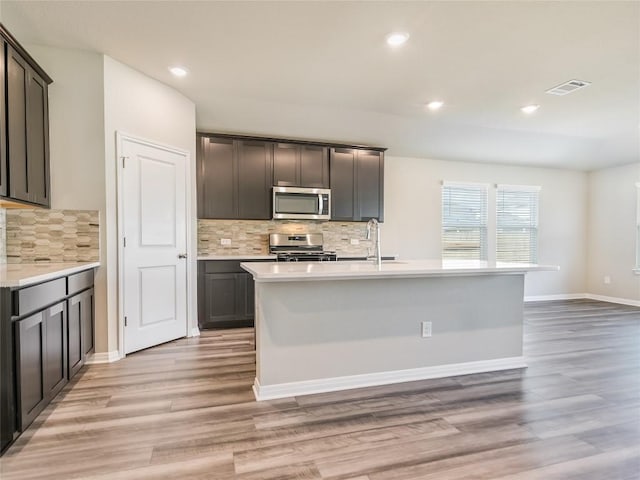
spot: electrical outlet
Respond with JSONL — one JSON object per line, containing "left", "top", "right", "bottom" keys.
{"left": 220, "top": 238, "right": 232, "bottom": 246}
{"left": 604, "top": 276, "right": 611, "bottom": 284}
{"left": 421, "top": 321, "right": 432, "bottom": 338}
{"left": 350, "top": 239, "right": 360, "bottom": 245}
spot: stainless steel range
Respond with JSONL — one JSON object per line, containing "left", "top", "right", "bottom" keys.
{"left": 269, "top": 233, "right": 337, "bottom": 262}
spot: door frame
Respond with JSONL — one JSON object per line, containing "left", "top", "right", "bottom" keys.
{"left": 115, "top": 131, "right": 194, "bottom": 358}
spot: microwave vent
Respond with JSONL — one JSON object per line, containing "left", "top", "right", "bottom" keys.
{"left": 545, "top": 79, "right": 591, "bottom": 96}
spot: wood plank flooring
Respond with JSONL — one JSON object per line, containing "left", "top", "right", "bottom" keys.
{"left": 1, "top": 299, "right": 638, "bottom": 479}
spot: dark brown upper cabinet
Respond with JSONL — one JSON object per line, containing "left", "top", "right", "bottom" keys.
{"left": 197, "top": 132, "right": 385, "bottom": 221}
{"left": 1, "top": 25, "right": 52, "bottom": 208}
{"left": 273, "top": 143, "right": 329, "bottom": 188}
{"left": 330, "top": 148, "right": 384, "bottom": 222}
{"left": 197, "top": 135, "right": 273, "bottom": 220}
{"left": 0, "top": 37, "right": 7, "bottom": 198}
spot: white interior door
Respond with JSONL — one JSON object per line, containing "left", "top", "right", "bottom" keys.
{"left": 121, "top": 137, "right": 188, "bottom": 354}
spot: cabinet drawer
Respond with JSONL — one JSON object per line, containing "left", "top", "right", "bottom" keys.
{"left": 202, "top": 260, "right": 243, "bottom": 274}
{"left": 67, "top": 269, "right": 94, "bottom": 296}
{"left": 200, "top": 259, "right": 272, "bottom": 274}
{"left": 13, "top": 278, "right": 66, "bottom": 317}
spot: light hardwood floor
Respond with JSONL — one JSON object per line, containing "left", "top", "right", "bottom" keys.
{"left": 1, "top": 299, "right": 639, "bottom": 479}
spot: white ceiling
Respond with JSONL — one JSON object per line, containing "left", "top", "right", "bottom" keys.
{"left": 3, "top": 0, "right": 639, "bottom": 171}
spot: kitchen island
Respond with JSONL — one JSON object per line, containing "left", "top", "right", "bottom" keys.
{"left": 241, "top": 259, "right": 558, "bottom": 400}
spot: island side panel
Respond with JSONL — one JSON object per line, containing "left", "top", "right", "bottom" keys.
{"left": 254, "top": 273, "right": 525, "bottom": 388}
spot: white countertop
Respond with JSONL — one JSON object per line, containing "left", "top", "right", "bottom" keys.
{"left": 241, "top": 259, "right": 559, "bottom": 282}
{"left": 197, "top": 254, "right": 398, "bottom": 261}
{"left": 0, "top": 262, "right": 101, "bottom": 288}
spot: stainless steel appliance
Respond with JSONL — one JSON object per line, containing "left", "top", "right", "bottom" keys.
{"left": 272, "top": 186, "right": 331, "bottom": 221}
{"left": 269, "top": 233, "right": 337, "bottom": 262}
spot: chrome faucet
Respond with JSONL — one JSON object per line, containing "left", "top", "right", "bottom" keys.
{"left": 365, "top": 218, "right": 382, "bottom": 267}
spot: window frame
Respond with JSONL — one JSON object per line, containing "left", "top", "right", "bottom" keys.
{"left": 495, "top": 184, "right": 541, "bottom": 264}
{"left": 441, "top": 181, "right": 489, "bottom": 261}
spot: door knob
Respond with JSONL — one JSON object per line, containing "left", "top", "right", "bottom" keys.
{"left": 178, "top": 253, "right": 188, "bottom": 259}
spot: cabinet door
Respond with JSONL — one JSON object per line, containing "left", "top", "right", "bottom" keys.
{"left": 198, "top": 269, "right": 255, "bottom": 329}
{"left": 6, "top": 45, "right": 29, "bottom": 203}
{"left": 43, "top": 302, "right": 67, "bottom": 400}
{"left": 67, "top": 294, "right": 83, "bottom": 379}
{"left": 330, "top": 148, "right": 356, "bottom": 221}
{"left": 15, "top": 311, "right": 46, "bottom": 430}
{"left": 68, "top": 288, "right": 94, "bottom": 379}
{"left": 198, "top": 136, "right": 235, "bottom": 219}
{"left": 357, "top": 150, "right": 384, "bottom": 222}
{"left": 26, "top": 69, "right": 50, "bottom": 207}
{"left": 15, "top": 301, "right": 68, "bottom": 431}
{"left": 237, "top": 140, "right": 272, "bottom": 219}
{"left": 241, "top": 272, "right": 255, "bottom": 320}
{"left": 273, "top": 143, "right": 299, "bottom": 186}
{"left": 81, "top": 288, "right": 95, "bottom": 357}
{"left": 199, "top": 273, "right": 240, "bottom": 328}
{"left": 0, "top": 289, "right": 15, "bottom": 452}
{"left": 6, "top": 46, "right": 50, "bottom": 207}
{"left": 300, "top": 145, "right": 329, "bottom": 188}
{"left": 0, "top": 39, "right": 7, "bottom": 198}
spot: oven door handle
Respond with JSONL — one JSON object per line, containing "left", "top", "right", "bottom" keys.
{"left": 318, "top": 194, "right": 323, "bottom": 215}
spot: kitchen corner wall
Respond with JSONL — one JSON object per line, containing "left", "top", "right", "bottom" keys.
{"left": 20, "top": 42, "right": 196, "bottom": 356}
{"left": 587, "top": 162, "right": 640, "bottom": 302}
{"left": 383, "top": 155, "right": 589, "bottom": 298}
{"left": 198, "top": 220, "right": 373, "bottom": 257}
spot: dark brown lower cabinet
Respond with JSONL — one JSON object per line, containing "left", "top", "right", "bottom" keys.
{"left": 1, "top": 268, "right": 95, "bottom": 455}
{"left": 15, "top": 301, "right": 67, "bottom": 430}
{"left": 67, "top": 288, "right": 94, "bottom": 379}
{"left": 198, "top": 260, "right": 263, "bottom": 329}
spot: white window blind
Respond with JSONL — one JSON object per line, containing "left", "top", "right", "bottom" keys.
{"left": 442, "top": 182, "right": 488, "bottom": 260}
{"left": 496, "top": 185, "right": 540, "bottom": 263}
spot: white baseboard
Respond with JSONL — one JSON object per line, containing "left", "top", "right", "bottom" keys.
{"left": 524, "top": 293, "right": 587, "bottom": 302}
{"left": 524, "top": 293, "right": 640, "bottom": 307}
{"left": 584, "top": 293, "right": 640, "bottom": 307}
{"left": 253, "top": 356, "right": 527, "bottom": 401}
{"left": 85, "top": 350, "right": 121, "bottom": 364}
{"left": 189, "top": 327, "right": 201, "bottom": 337}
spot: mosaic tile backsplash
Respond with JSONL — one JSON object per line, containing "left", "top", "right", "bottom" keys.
{"left": 5, "top": 209, "right": 100, "bottom": 263}
{"left": 198, "top": 219, "right": 374, "bottom": 257}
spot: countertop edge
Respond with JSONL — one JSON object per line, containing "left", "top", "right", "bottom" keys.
{"left": 241, "top": 262, "right": 559, "bottom": 283}
{"left": 1, "top": 262, "right": 101, "bottom": 288}
{"left": 198, "top": 255, "right": 276, "bottom": 260}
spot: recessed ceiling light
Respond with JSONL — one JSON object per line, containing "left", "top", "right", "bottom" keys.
{"left": 521, "top": 104, "right": 540, "bottom": 114}
{"left": 169, "top": 66, "right": 188, "bottom": 77}
{"left": 426, "top": 101, "right": 444, "bottom": 111}
{"left": 386, "top": 32, "right": 410, "bottom": 47}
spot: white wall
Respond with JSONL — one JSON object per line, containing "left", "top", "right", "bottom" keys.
{"left": 587, "top": 162, "right": 640, "bottom": 302}
{"left": 103, "top": 56, "right": 197, "bottom": 353}
{"left": 26, "top": 45, "right": 110, "bottom": 351}
{"left": 383, "top": 156, "right": 589, "bottom": 297}
{"left": 18, "top": 48, "right": 197, "bottom": 355}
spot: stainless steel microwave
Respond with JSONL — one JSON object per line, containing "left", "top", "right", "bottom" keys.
{"left": 272, "top": 186, "right": 331, "bottom": 220}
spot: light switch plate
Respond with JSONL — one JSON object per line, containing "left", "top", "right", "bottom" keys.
{"left": 350, "top": 239, "right": 360, "bottom": 245}
{"left": 220, "top": 238, "right": 232, "bottom": 246}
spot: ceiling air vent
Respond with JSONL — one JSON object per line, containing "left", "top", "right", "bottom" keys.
{"left": 545, "top": 79, "right": 591, "bottom": 96}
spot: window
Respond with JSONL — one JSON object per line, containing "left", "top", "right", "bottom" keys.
{"left": 442, "top": 182, "right": 488, "bottom": 260}
{"left": 496, "top": 185, "right": 540, "bottom": 263}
